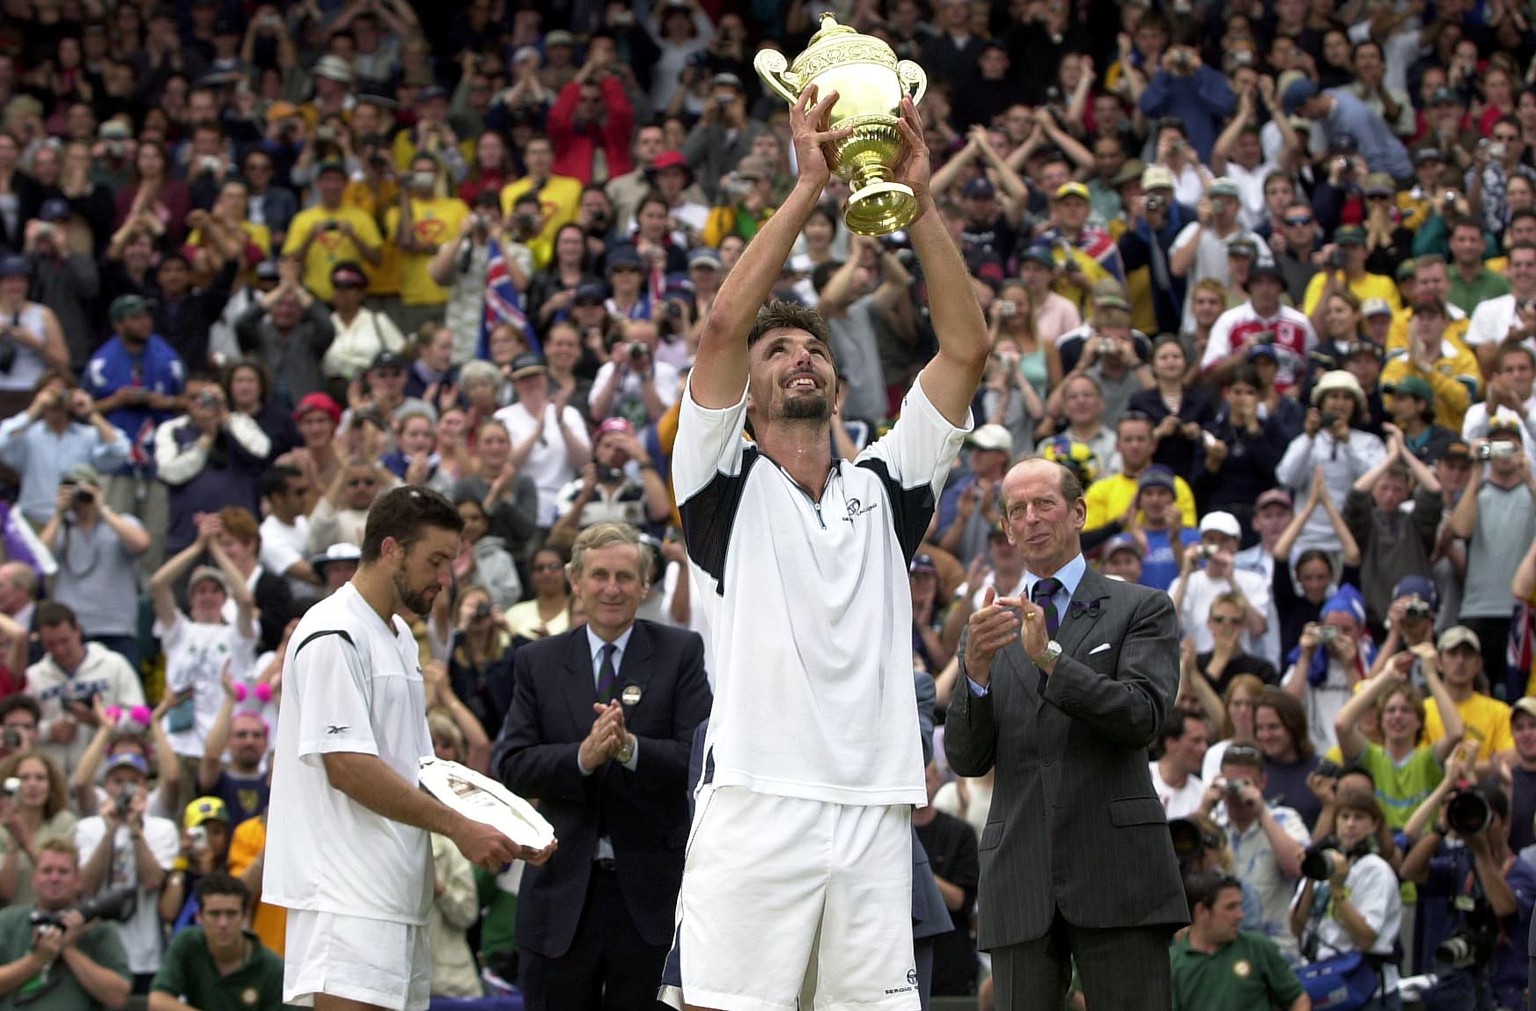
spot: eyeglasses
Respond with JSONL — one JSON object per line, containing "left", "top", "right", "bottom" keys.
{"left": 1284, "top": 216, "right": 1313, "bottom": 226}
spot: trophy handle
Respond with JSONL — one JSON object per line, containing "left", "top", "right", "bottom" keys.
{"left": 753, "top": 50, "right": 800, "bottom": 106}
{"left": 897, "top": 60, "right": 927, "bottom": 105}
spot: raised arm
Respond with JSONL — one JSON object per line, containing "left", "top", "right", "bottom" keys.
{"left": 690, "top": 87, "right": 850, "bottom": 411}
{"left": 899, "top": 98, "right": 988, "bottom": 425}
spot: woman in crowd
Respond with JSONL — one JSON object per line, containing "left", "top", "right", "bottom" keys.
{"left": 1202, "top": 673, "right": 1267, "bottom": 783}
{"left": 454, "top": 418, "right": 539, "bottom": 562}
{"left": 226, "top": 358, "right": 298, "bottom": 460}
{"left": 0, "top": 750, "right": 76, "bottom": 906}
{"left": 543, "top": 322, "right": 593, "bottom": 427}
{"left": 1130, "top": 336, "right": 1215, "bottom": 478}
{"left": 452, "top": 496, "right": 521, "bottom": 611}
{"left": 787, "top": 203, "right": 845, "bottom": 306}
{"left": 1182, "top": 279, "right": 1229, "bottom": 382}
{"left": 528, "top": 223, "right": 598, "bottom": 333}
{"left": 505, "top": 546, "right": 571, "bottom": 643}
{"left": 1289, "top": 788, "right": 1402, "bottom": 1011}
{"left": 1254, "top": 688, "right": 1323, "bottom": 831}
{"left": 981, "top": 279, "right": 1054, "bottom": 457}
{"left": 1272, "top": 471, "right": 1360, "bottom": 658}
{"left": 460, "top": 131, "right": 514, "bottom": 205}
{"left": 381, "top": 407, "right": 439, "bottom": 486}
{"left": 1313, "top": 289, "right": 1366, "bottom": 368}
{"left": 434, "top": 584, "right": 516, "bottom": 743}
{"left": 279, "top": 393, "right": 344, "bottom": 515}
{"left": 459, "top": 360, "right": 506, "bottom": 434}
{"left": 114, "top": 140, "right": 190, "bottom": 247}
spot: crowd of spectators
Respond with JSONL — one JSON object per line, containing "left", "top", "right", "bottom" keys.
{"left": 3, "top": 0, "right": 1536, "bottom": 1008}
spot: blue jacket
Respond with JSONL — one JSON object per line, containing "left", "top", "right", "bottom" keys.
{"left": 83, "top": 334, "right": 185, "bottom": 475}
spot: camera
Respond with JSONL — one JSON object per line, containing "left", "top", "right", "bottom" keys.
{"left": 1476, "top": 442, "right": 1518, "bottom": 460}
{"left": 197, "top": 155, "right": 222, "bottom": 174}
{"left": 1, "top": 778, "right": 17, "bottom": 801}
{"left": 113, "top": 787, "right": 134, "bottom": 819}
{"left": 513, "top": 212, "right": 538, "bottom": 231}
{"left": 597, "top": 464, "right": 624, "bottom": 483}
{"left": 1170, "top": 49, "right": 1193, "bottom": 71}
{"left": 188, "top": 825, "right": 208, "bottom": 850}
{"left": 1446, "top": 784, "right": 1494, "bottom": 836}
{"left": 197, "top": 390, "right": 221, "bottom": 411}
{"left": 627, "top": 341, "right": 650, "bottom": 361}
{"left": 1251, "top": 330, "right": 1276, "bottom": 346}
{"left": 322, "top": 220, "right": 339, "bottom": 232}
{"left": 71, "top": 485, "right": 94, "bottom": 507}
{"left": 1404, "top": 596, "right": 1433, "bottom": 620}
{"left": 997, "top": 299, "right": 1017, "bottom": 318}
{"left": 1097, "top": 338, "right": 1117, "bottom": 356}
{"left": 1328, "top": 247, "right": 1349, "bottom": 270}
{"left": 1, "top": 729, "right": 20, "bottom": 750}
{"left": 1198, "top": 543, "right": 1218, "bottom": 559}
{"left": 30, "top": 887, "right": 137, "bottom": 929}
{"left": 1444, "top": 190, "right": 1458, "bottom": 205}
{"left": 1168, "top": 817, "right": 1217, "bottom": 865}
{"left": 410, "top": 171, "right": 436, "bottom": 190}
{"left": 1223, "top": 776, "right": 1252, "bottom": 799}
{"left": 1145, "top": 194, "right": 1165, "bottom": 213}
{"left": 1315, "top": 757, "right": 1343, "bottom": 779}
{"left": 316, "top": 126, "right": 336, "bottom": 143}
{"left": 1318, "top": 411, "right": 1340, "bottom": 429}
{"left": 1301, "top": 837, "right": 1346, "bottom": 881}
{"left": 1315, "top": 624, "right": 1340, "bottom": 645}
{"left": 472, "top": 601, "right": 492, "bottom": 621}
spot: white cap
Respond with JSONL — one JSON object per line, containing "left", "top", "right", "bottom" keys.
{"left": 1198, "top": 511, "right": 1241, "bottom": 539}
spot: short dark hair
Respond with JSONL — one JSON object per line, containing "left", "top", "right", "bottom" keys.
{"left": 1159, "top": 708, "right": 1206, "bottom": 749}
{"left": 1226, "top": 363, "right": 1262, "bottom": 390}
{"left": 1184, "top": 870, "right": 1242, "bottom": 915}
{"left": 195, "top": 872, "right": 249, "bottom": 911}
{"left": 261, "top": 464, "right": 304, "bottom": 500}
{"left": 35, "top": 601, "right": 78, "bottom": 631}
{"left": 747, "top": 300, "right": 835, "bottom": 359}
{"left": 0, "top": 696, "right": 40, "bottom": 725}
{"left": 359, "top": 487, "right": 464, "bottom": 563}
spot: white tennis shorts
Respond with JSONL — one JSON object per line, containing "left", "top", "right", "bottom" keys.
{"left": 284, "top": 909, "right": 431, "bottom": 1011}
{"left": 673, "top": 785, "right": 919, "bottom": 1011}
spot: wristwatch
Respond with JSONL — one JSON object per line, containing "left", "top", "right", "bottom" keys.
{"left": 1032, "top": 640, "right": 1063, "bottom": 669}
{"left": 615, "top": 734, "right": 636, "bottom": 765}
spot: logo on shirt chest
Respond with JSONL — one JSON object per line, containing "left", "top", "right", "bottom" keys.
{"left": 843, "top": 496, "right": 879, "bottom": 523}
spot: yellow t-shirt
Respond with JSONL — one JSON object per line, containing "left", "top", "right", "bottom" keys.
{"left": 187, "top": 220, "right": 271, "bottom": 262}
{"left": 384, "top": 196, "right": 469, "bottom": 306}
{"left": 499, "top": 173, "right": 582, "bottom": 255}
{"left": 1425, "top": 692, "right": 1515, "bottom": 763}
{"left": 1083, "top": 471, "right": 1199, "bottom": 531}
{"left": 341, "top": 179, "right": 401, "bottom": 296}
{"left": 1386, "top": 307, "right": 1473, "bottom": 356}
{"left": 391, "top": 130, "right": 476, "bottom": 172}
{"left": 1301, "top": 270, "right": 1404, "bottom": 317}
{"left": 280, "top": 205, "right": 385, "bottom": 302}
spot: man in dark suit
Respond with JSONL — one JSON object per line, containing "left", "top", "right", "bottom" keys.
{"left": 948, "top": 457, "right": 1187, "bottom": 1010}
{"left": 493, "top": 522, "right": 712, "bottom": 1011}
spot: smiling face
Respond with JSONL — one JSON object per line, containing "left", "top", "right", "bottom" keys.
{"left": 1000, "top": 460, "right": 1086, "bottom": 576}
{"left": 572, "top": 542, "right": 646, "bottom": 640}
{"left": 1380, "top": 686, "right": 1422, "bottom": 748}
{"left": 747, "top": 326, "right": 836, "bottom": 427}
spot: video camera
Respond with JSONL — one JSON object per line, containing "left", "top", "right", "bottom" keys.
{"left": 30, "top": 887, "right": 136, "bottom": 929}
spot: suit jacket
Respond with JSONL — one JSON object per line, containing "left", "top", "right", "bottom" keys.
{"left": 492, "top": 619, "right": 712, "bottom": 957}
{"left": 945, "top": 565, "right": 1187, "bottom": 949}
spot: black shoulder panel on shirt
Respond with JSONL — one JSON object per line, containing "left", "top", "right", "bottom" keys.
{"left": 679, "top": 446, "right": 759, "bottom": 591}
{"left": 293, "top": 629, "right": 355, "bottom": 659}
{"left": 855, "top": 456, "right": 935, "bottom": 565}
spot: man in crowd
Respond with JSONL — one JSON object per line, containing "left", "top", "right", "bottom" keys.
{"left": 1170, "top": 871, "right": 1307, "bottom": 1011}
{"left": 495, "top": 523, "right": 711, "bottom": 1009}
{"left": 149, "top": 875, "right": 284, "bottom": 1011}
{"left": 0, "top": 840, "right": 131, "bottom": 1010}
{"left": 27, "top": 602, "right": 145, "bottom": 776}
{"left": 1153, "top": 710, "right": 1209, "bottom": 818}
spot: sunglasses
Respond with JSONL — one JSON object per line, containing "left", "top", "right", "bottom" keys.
{"left": 1285, "top": 217, "right": 1313, "bottom": 226}
{"left": 610, "top": 265, "right": 643, "bottom": 274}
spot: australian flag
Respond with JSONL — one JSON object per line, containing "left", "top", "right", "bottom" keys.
{"left": 482, "top": 237, "right": 535, "bottom": 356}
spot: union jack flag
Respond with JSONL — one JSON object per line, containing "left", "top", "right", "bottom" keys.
{"left": 482, "top": 238, "right": 535, "bottom": 356}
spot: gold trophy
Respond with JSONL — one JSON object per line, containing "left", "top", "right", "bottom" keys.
{"left": 754, "top": 13, "right": 928, "bottom": 236}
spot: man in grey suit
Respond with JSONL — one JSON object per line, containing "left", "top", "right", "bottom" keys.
{"left": 947, "top": 456, "right": 1187, "bottom": 1010}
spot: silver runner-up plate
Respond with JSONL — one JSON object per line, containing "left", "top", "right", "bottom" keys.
{"left": 418, "top": 756, "right": 556, "bottom": 850}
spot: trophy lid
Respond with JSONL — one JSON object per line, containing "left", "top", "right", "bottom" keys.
{"left": 807, "top": 12, "right": 859, "bottom": 47}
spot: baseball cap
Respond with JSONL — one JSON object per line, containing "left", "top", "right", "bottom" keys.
{"left": 544, "top": 29, "right": 576, "bottom": 47}
{"left": 1138, "top": 465, "right": 1176, "bottom": 492}
{"left": 369, "top": 350, "right": 408, "bottom": 372}
{"left": 1437, "top": 625, "right": 1481, "bottom": 652}
{"left": 967, "top": 424, "right": 1013, "bottom": 453}
{"left": 688, "top": 248, "right": 722, "bottom": 270}
{"left": 417, "top": 86, "right": 450, "bottom": 103}
{"left": 1103, "top": 533, "right": 1143, "bottom": 559}
{"left": 38, "top": 198, "right": 71, "bottom": 222}
{"left": 1141, "top": 165, "right": 1175, "bottom": 191}
{"left": 963, "top": 177, "right": 996, "bottom": 199}
{"left": 184, "top": 796, "right": 230, "bottom": 828}
{"left": 1385, "top": 375, "right": 1433, "bottom": 401}
{"left": 594, "top": 417, "right": 634, "bottom": 442}
{"left": 1282, "top": 78, "right": 1319, "bottom": 116}
{"left": 1249, "top": 343, "right": 1280, "bottom": 361}
{"left": 607, "top": 247, "right": 645, "bottom": 272}
{"left": 1199, "top": 511, "right": 1242, "bottom": 539}
{"left": 315, "top": 159, "right": 348, "bottom": 177}
{"left": 1391, "top": 574, "right": 1439, "bottom": 610}
{"left": 909, "top": 552, "right": 938, "bottom": 575}
{"left": 1361, "top": 298, "right": 1393, "bottom": 318}
{"left": 1363, "top": 173, "right": 1396, "bottom": 197}
{"left": 1429, "top": 87, "right": 1461, "bottom": 106}
{"left": 108, "top": 293, "right": 155, "bottom": 322}
{"left": 1516, "top": 697, "right": 1536, "bottom": 722}
{"left": 292, "top": 392, "right": 342, "bottom": 425}
{"left": 330, "top": 262, "right": 368, "bottom": 289}
{"left": 1227, "top": 237, "right": 1259, "bottom": 259}
{"left": 1413, "top": 147, "right": 1447, "bottom": 168}
{"left": 310, "top": 542, "right": 362, "bottom": 571}
{"left": 188, "top": 566, "right": 229, "bottom": 594}
{"left": 1255, "top": 488, "right": 1293, "bottom": 512}
{"left": 1020, "top": 245, "right": 1055, "bottom": 269}
{"left": 1334, "top": 225, "right": 1366, "bottom": 246}
{"left": 1248, "top": 260, "right": 1285, "bottom": 284}
{"left": 313, "top": 55, "right": 353, "bottom": 83}
{"left": 63, "top": 462, "right": 101, "bottom": 485}
{"left": 1110, "top": 159, "right": 1146, "bottom": 189}
{"left": 1208, "top": 178, "right": 1241, "bottom": 199}
{"left": 573, "top": 282, "right": 607, "bottom": 305}
{"left": 1439, "top": 439, "right": 1472, "bottom": 461}
{"left": 1397, "top": 260, "right": 1419, "bottom": 280}
{"left": 1054, "top": 181, "right": 1090, "bottom": 202}
{"left": 647, "top": 150, "right": 693, "bottom": 181}
{"left": 105, "top": 753, "right": 149, "bottom": 777}
{"left": 509, "top": 352, "right": 548, "bottom": 380}
{"left": 0, "top": 255, "right": 28, "bottom": 279}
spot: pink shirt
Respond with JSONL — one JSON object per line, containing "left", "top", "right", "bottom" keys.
{"left": 1033, "top": 292, "right": 1082, "bottom": 345}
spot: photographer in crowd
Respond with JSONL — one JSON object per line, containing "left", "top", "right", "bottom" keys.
{"left": 0, "top": 840, "right": 130, "bottom": 1011}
